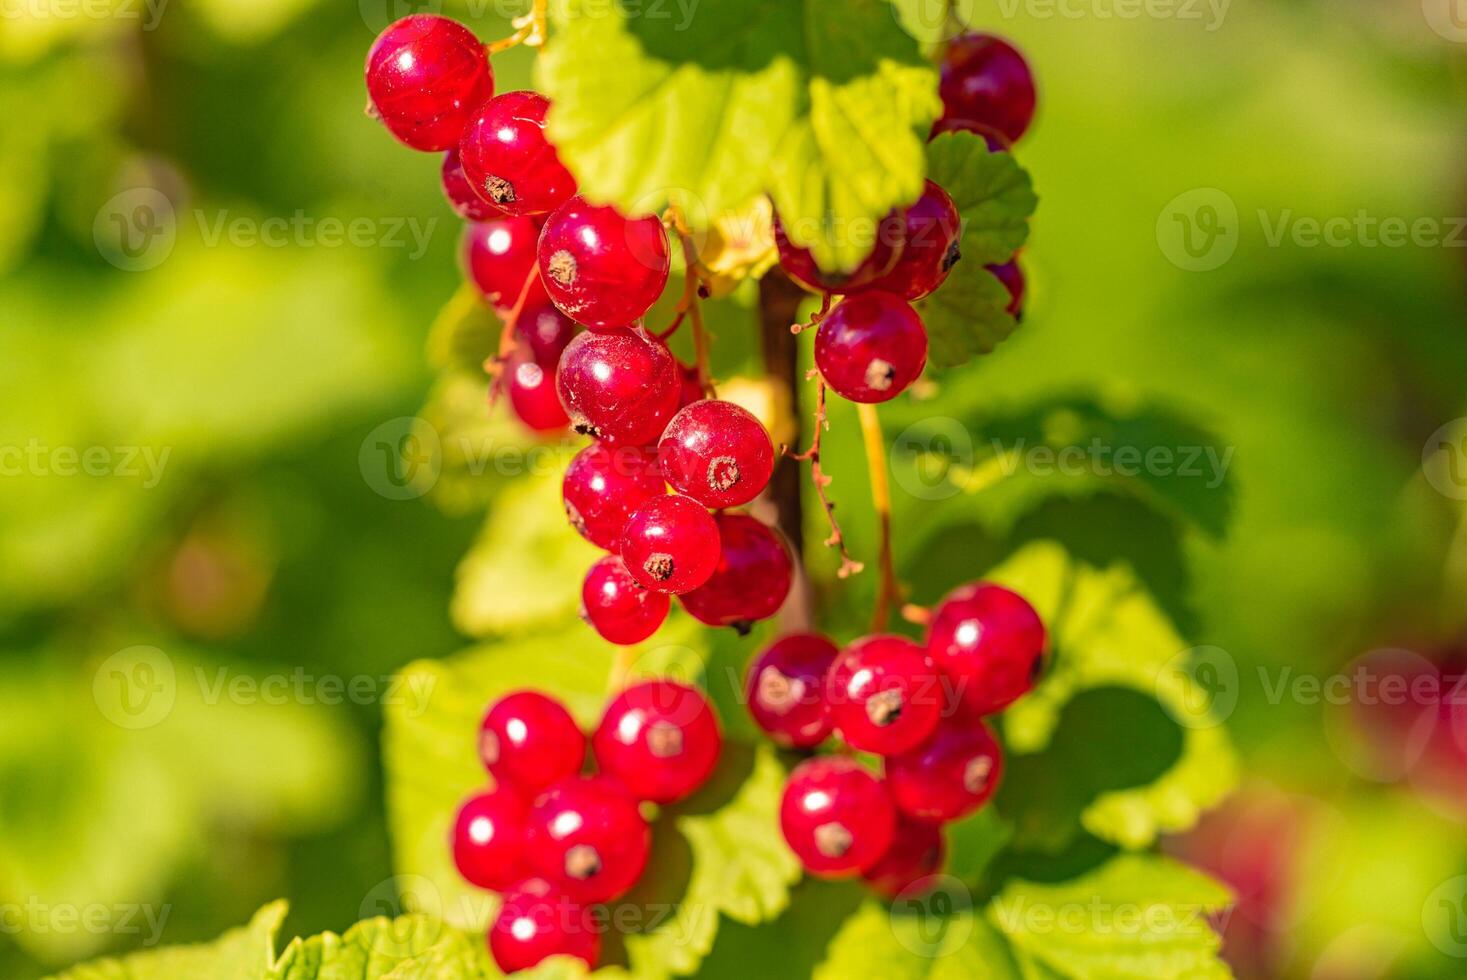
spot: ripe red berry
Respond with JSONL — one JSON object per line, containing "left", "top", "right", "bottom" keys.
{"left": 555, "top": 328, "right": 681, "bottom": 445}
{"left": 825, "top": 635, "right": 943, "bottom": 756}
{"left": 658, "top": 400, "right": 774, "bottom": 508}
{"left": 488, "top": 879, "right": 601, "bottom": 972}
{"left": 479, "top": 691, "right": 587, "bottom": 796}
{"left": 538, "top": 197, "right": 671, "bottom": 329}
{"left": 814, "top": 293, "right": 928, "bottom": 403}
{"left": 619, "top": 494, "right": 720, "bottom": 594}
{"left": 925, "top": 582, "right": 1046, "bottom": 715}
{"left": 463, "top": 216, "right": 542, "bottom": 314}
{"left": 861, "top": 817, "right": 945, "bottom": 897}
{"left": 679, "top": 513, "right": 793, "bottom": 630}
{"left": 593, "top": 680, "right": 722, "bottom": 804}
{"left": 773, "top": 211, "right": 903, "bottom": 294}
{"left": 745, "top": 633, "right": 839, "bottom": 749}
{"left": 517, "top": 300, "right": 577, "bottom": 366}
{"left": 526, "top": 776, "right": 651, "bottom": 904}
{"left": 938, "top": 33, "right": 1036, "bottom": 145}
{"left": 929, "top": 117, "right": 1011, "bottom": 152}
{"left": 581, "top": 555, "right": 669, "bottom": 645}
{"left": 459, "top": 91, "right": 578, "bottom": 217}
{"left": 884, "top": 717, "right": 1004, "bottom": 822}
{"left": 780, "top": 757, "right": 895, "bottom": 877}
{"left": 504, "top": 348, "right": 569, "bottom": 432}
{"left": 441, "top": 149, "right": 501, "bottom": 221}
{"left": 988, "top": 259, "right": 1025, "bottom": 317}
{"left": 365, "top": 15, "right": 493, "bottom": 151}
{"left": 859, "top": 181, "right": 962, "bottom": 301}
{"left": 563, "top": 443, "right": 665, "bottom": 550}
{"left": 452, "top": 788, "right": 530, "bottom": 891}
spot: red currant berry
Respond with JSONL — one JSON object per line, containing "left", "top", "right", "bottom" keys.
{"left": 463, "top": 216, "right": 543, "bottom": 314}
{"left": 780, "top": 757, "right": 895, "bottom": 877}
{"left": 814, "top": 292, "right": 928, "bottom": 403}
{"left": 988, "top": 259, "right": 1025, "bottom": 317}
{"left": 861, "top": 817, "right": 945, "bottom": 898}
{"left": 526, "top": 776, "right": 651, "bottom": 904}
{"left": 538, "top": 196, "right": 671, "bottom": 329}
{"left": 675, "top": 361, "right": 704, "bottom": 408}
{"left": 619, "top": 494, "right": 720, "bottom": 594}
{"left": 581, "top": 555, "right": 669, "bottom": 645}
{"left": 745, "top": 633, "right": 839, "bottom": 749}
{"left": 825, "top": 635, "right": 943, "bottom": 756}
{"left": 505, "top": 348, "right": 569, "bottom": 432}
{"left": 884, "top": 717, "right": 1003, "bottom": 822}
{"left": 593, "top": 680, "right": 722, "bottom": 804}
{"left": 679, "top": 513, "right": 793, "bottom": 630}
{"left": 563, "top": 443, "right": 665, "bottom": 550}
{"left": 929, "top": 117, "right": 1012, "bottom": 152}
{"left": 488, "top": 880, "right": 601, "bottom": 972}
{"left": 657, "top": 400, "right": 774, "bottom": 508}
{"left": 925, "top": 582, "right": 1046, "bottom": 715}
{"left": 452, "top": 788, "right": 529, "bottom": 891}
{"left": 938, "top": 33, "right": 1036, "bottom": 145}
{"left": 555, "top": 327, "right": 681, "bottom": 445}
{"left": 517, "top": 300, "right": 577, "bottom": 366}
{"left": 365, "top": 15, "right": 493, "bottom": 151}
{"left": 773, "top": 210, "right": 903, "bottom": 294}
{"left": 441, "top": 149, "right": 501, "bottom": 221}
{"left": 459, "top": 91, "right": 578, "bottom": 217}
{"left": 480, "top": 691, "right": 587, "bottom": 796}
{"left": 859, "top": 181, "right": 961, "bottom": 301}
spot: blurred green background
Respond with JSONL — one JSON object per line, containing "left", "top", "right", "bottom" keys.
{"left": 2, "top": 0, "right": 1466, "bottom": 977}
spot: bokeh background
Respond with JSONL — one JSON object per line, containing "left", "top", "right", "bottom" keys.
{"left": 2, "top": 0, "right": 1466, "bottom": 977}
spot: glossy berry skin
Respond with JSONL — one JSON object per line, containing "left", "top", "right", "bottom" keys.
{"left": 563, "top": 443, "right": 665, "bottom": 550}
{"left": 441, "top": 149, "right": 501, "bottom": 221}
{"left": 505, "top": 349, "right": 569, "bottom": 432}
{"left": 780, "top": 757, "right": 895, "bottom": 877}
{"left": 620, "top": 494, "right": 720, "bottom": 594}
{"left": 939, "top": 33, "right": 1036, "bottom": 144}
{"left": 459, "top": 91, "right": 577, "bottom": 217}
{"left": 862, "top": 817, "right": 945, "bottom": 898}
{"left": 925, "top": 582, "right": 1046, "bottom": 715}
{"left": 479, "top": 691, "right": 587, "bottom": 797}
{"left": 929, "top": 117, "right": 1011, "bottom": 152}
{"left": 489, "top": 880, "right": 601, "bottom": 972}
{"left": 745, "top": 633, "right": 839, "bottom": 748}
{"left": 539, "top": 197, "right": 671, "bottom": 329}
{"left": 825, "top": 635, "right": 943, "bottom": 756}
{"left": 365, "top": 15, "right": 493, "bottom": 151}
{"left": 593, "top": 680, "right": 722, "bottom": 804}
{"left": 463, "top": 216, "right": 543, "bottom": 314}
{"left": 773, "top": 211, "right": 903, "bottom": 294}
{"left": 658, "top": 400, "right": 774, "bottom": 508}
{"left": 555, "top": 328, "right": 682, "bottom": 445}
{"left": 988, "top": 259, "right": 1025, "bottom": 317}
{"left": 452, "top": 788, "right": 530, "bottom": 891}
{"left": 679, "top": 513, "right": 793, "bottom": 629}
{"left": 518, "top": 301, "right": 577, "bottom": 366}
{"left": 885, "top": 717, "right": 1004, "bottom": 822}
{"left": 815, "top": 293, "right": 928, "bottom": 403}
{"left": 526, "top": 776, "right": 651, "bottom": 904}
{"left": 860, "top": 181, "right": 962, "bottom": 301}
{"left": 581, "top": 555, "right": 669, "bottom": 645}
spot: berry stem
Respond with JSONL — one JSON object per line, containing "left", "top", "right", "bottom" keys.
{"left": 788, "top": 375, "right": 864, "bottom": 580}
{"left": 667, "top": 209, "right": 716, "bottom": 397}
{"left": 857, "top": 402, "right": 902, "bottom": 632}
{"left": 486, "top": 0, "right": 548, "bottom": 53}
{"left": 484, "top": 264, "right": 545, "bottom": 409}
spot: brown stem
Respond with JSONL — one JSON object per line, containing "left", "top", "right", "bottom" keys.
{"left": 858, "top": 402, "right": 902, "bottom": 632}
{"left": 788, "top": 378, "right": 864, "bottom": 581}
{"left": 669, "top": 210, "right": 716, "bottom": 397}
{"left": 759, "top": 270, "right": 813, "bottom": 632}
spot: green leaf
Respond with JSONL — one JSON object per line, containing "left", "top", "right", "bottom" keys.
{"left": 917, "top": 133, "right": 1037, "bottom": 368}
{"left": 46, "top": 901, "right": 287, "bottom": 980}
{"left": 538, "top": 0, "right": 941, "bottom": 272}
{"left": 813, "top": 897, "right": 1023, "bottom": 980}
{"left": 988, "top": 856, "right": 1234, "bottom": 979}
{"left": 267, "top": 914, "right": 480, "bottom": 980}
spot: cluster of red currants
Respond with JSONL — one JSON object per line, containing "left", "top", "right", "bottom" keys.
{"left": 774, "top": 31, "right": 1036, "bottom": 405}
{"left": 744, "top": 583, "right": 1045, "bottom": 896}
{"left": 452, "top": 681, "right": 722, "bottom": 972}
